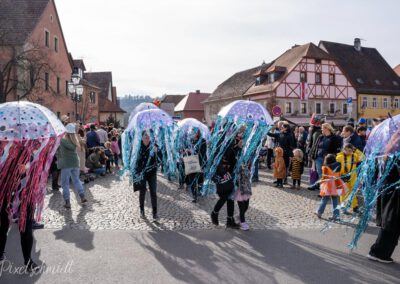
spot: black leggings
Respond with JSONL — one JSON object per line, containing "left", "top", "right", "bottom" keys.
{"left": 213, "top": 187, "right": 234, "bottom": 217}
{"left": 293, "top": 179, "right": 301, "bottom": 186}
{"left": 238, "top": 200, "right": 250, "bottom": 223}
{"left": 0, "top": 203, "right": 34, "bottom": 264}
{"left": 139, "top": 172, "right": 157, "bottom": 214}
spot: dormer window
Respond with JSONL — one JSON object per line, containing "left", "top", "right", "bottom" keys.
{"left": 255, "top": 76, "right": 266, "bottom": 86}
{"left": 375, "top": 80, "right": 381, "bottom": 85}
{"left": 393, "top": 81, "right": 399, "bottom": 86}
{"left": 268, "top": 73, "right": 275, "bottom": 84}
{"left": 357, "top": 78, "right": 364, "bottom": 84}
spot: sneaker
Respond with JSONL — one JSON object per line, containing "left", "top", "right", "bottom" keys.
{"left": 140, "top": 210, "right": 145, "bottom": 219}
{"left": 32, "top": 221, "right": 44, "bottom": 230}
{"left": 25, "top": 259, "right": 40, "bottom": 273}
{"left": 226, "top": 217, "right": 240, "bottom": 229}
{"left": 0, "top": 254, "right": 5, "bottom": 262}
{"left": 307, "top": 186, "right": 316, "bottom": 191}
{"left": 211, "top": 211, "right": 219, "bottom": 226}
{"left": 367, "top": 253, "right": 394, "bottom": 264}
{"left": 240, "top": 222, "right": 250, "bottom": 231}
{"left": 191, "top": 199, "right": 197, "bottom": 203}
{"left": 314, "top": 212, "right": 322, "bottom": 219}
{"left": 153, "top": 213, "right": 159, "bottom": 221}
{"left": 64, "top": 200, "right": 71, "bottom": 209}
{"left": 80, "top": 195, "right": 88, "bottom": 204}
{"left": 329, "top": 216, "right": 340, "bottom": 222}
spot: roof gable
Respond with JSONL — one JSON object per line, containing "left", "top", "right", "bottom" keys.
{"left": 175, "top": 92, "right": 210, "bottom": 112}
{"left": 84, "top": 72, "right": 113, "bottom": 98}
{"left": 320, "top": 40, "right": 400, "bottom": 95}
{"left": 0, "top": 0, "right": 50, "bottom": 45}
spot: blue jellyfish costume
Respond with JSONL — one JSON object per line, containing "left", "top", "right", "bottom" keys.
{"left": 347, "top": 114, "right": 400, "bottom": 248}
{"left": 122, "top": 108, "right": 177, "bottom": 184}
{"left": 201, "top": 100, "right": 273, "bottom": 196}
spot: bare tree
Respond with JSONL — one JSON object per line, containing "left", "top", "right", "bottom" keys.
{"left": 0, "top": 30, "right": 61, "bottom": 103}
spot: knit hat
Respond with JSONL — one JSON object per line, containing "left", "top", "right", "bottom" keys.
{"left": 65, "top": 123, "right": 76, "bottom": 134}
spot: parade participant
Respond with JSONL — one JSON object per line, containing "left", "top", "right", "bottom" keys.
{"left": 134, "top": 131, "right": 159, "bottom": 220}
{"left": 315, "top": 154, "right": 347, "bottom": 220}
{"left": 273, "top": 147, "right": 286, "bottom": 188}
{"left": 236, "top": 161, "right": 252, "bottom": 231}
{"left": 336, "top": 143, "right": 364, "bottom": 214}
{"left": 290, "top": 148, "right": 304, "bottom": 189}
{"left": 185, "top": 128, "right": 207, "bottom": 203}
{"left": 210, "top": 132, "right": 241, "bottom": 228}
{"left": 58, "top": 123, "right": 88, "bottom": 209}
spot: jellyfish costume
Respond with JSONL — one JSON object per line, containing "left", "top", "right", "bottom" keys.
{"left": 0, "top": 102, "right": 65, "bottom": 231}
{"left": 201, "top": 100, "right": 273, "bottom": 196}
{"left": 122, "top": 108, "right": 177, "bottom": 184}
{"left": 348, "top": 114, "right": 400, "bottom": 248}
{"left": 128, "top": 102, "right": 158, "bottom": 124}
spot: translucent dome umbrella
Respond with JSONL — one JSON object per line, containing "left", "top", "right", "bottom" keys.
{"left": 365, "top": 114, "right": 400, "bottom": 155}
{"left": 127, "top": 108, "right": 173, "bottom": 131}
{"left": 177, "top": 118, "right": 210, "bottom": 141}
{"left": 128, "top": 102, "right": 158, "bottom": 123}
{"left": 218, "top": 100, "right": 273, "bottom": 125}
{"left": 0, "top": 101, "right": 65, "bottom": 231}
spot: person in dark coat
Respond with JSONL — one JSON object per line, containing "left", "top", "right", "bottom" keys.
{"left": 210, "top": 131, "right": 241, "bottom": 229}
{"left": 185, "top": 129, "right": 207, "bottom": 203}
{"left": 341, "top": 125, "right": 363, "bottom": 152}
{"left": 86, "top": 124, "right": 100, "bottom": 149}
{"left": 368, "top": 155, "right": 400, "bottom": 263}
{"left": 134, "top": 131, "right": 159, "bottom": 221}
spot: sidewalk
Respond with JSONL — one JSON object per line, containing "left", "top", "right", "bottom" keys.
{"left": 1, "top": 226, "right": 399, "bottom": 284}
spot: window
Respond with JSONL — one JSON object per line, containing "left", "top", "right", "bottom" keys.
{"left": 316, "top": 102, "right": 322, "bottom": 114}
{"left": 315, "top": 59, "right": 321, "bottom": 64}
{"left": 45, "top": 72, "right": 49, "bottom": 91}
{"left": 57, "top": 112, "right": 60, "bottom": 118}
{"left": 54, "top": 36, "right": 58, "bottom": 52}
{"left": 56, "top": 77, "right": 60, "bottom": 94}
{"left": 285, "top": 102, "right": 292, "bottom": 114}
{"left": 65, "top": 80, "right": 69, "bottom": 96}
{"left": 395, "top": 98, "right": 399, "bottom": 109}
{"left": 29, "top": 65, "right": 35, "bottom": 87}
{"left": 372, "top": 98, "right": 377, "bottom": 108}
{"left": 300, "top": 72, "right": 307, "bottom": 82}
{"left": 343, "top": 103, "right": 348, "bottom": 115}
{"left": 45, "top": 30, "right": 49, "bottom": 47}
{"left": 357, "top": 78, "right": 364, "bottom": 84}
{"left": 375, "top": 80, "right": 381, "bottom": 85}
{"left": 89, "top": 92, "right": 96, "bottom": 104}
{"left": 315, "top": 72, "right": 321, "bottom": 84}
{"left": 383, "top": 98, "right": 388, "bottom": 109}
{"left": 362, "top": 97, "right": 368, "bottom": 108}
{"left": 329, "top": 103, "right": 335, "bottom": 114}
{"left": 393, "top": 81, "right": 399, "bottom": 86}
{"left": 301, "top": 102, "right": 307, "bottom": 114}
{"left": 329, "top": 74, "right": 335, "bottom": 85}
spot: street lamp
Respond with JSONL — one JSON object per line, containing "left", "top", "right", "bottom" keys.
{"left": 68, "top": 74, "right": 83, "bottom": 121}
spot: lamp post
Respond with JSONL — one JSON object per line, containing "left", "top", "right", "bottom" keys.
{"left": 68, "top": 73, "right": 83, "bottom": 121}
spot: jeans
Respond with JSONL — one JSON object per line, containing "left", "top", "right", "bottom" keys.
{"left": 92, "top": 166, "right": 106, "bottom": 176}
{"left": 139, "top": 172, "right": 157, "bottom": 215}
{"left": 315, "top": 156, "right": 324, "bottom": 180}
{"left": 317, "top": 196, "right": 339, "bottom": 218}
{"left": 61, "top": 168, "right": 85, "bottom": 201}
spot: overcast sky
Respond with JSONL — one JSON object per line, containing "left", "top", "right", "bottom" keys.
{"left": 55, "top": 0, "right": 400, "bottom": 98}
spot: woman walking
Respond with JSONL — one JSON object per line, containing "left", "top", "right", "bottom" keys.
{"left": 58, "top": 123, "right": 87, "bottom": 209}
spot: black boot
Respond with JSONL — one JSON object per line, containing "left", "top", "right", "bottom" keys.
{"left": 25, "top": 259, "right": 40, "bottom": 273}
{"left": 226, "top": 217, "right": 240, "bottom": 229}
{"left": 211, "top": 211, "right": 219, "bottom": 225}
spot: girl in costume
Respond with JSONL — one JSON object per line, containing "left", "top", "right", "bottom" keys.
{"left": 336, "top": 143, "right": 364, "bottom": 214}
{"left": 273, "top": 147, "right": 286, "bottom": 188}
{"left": 315, "top": 154, "right": 347, "bottom": 220}
{"left": 290, "top": 148, "right": 304, "bottom": 189}
{"left": 235, "top": 161, "right": 252, "bottom": 231}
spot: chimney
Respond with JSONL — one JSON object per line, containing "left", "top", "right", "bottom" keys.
{"left": 196, "top": 90, "right": 200, "bottom": 94}
{"left": 354, "top": 38, "right": 361, "bottom": 52}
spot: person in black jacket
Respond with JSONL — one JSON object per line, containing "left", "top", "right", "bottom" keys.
{"left": 368, "top": 156, "right": 400, "bottom": 263}
{"left": 134, "top": 131, "right": 159, "bottom": 221}
{"left": 210, "top": 131, "right": 241, "bottom": 229}
{"left": 185, "top": 129, "right": 207, "bottom": 203}
{"left": 268, "top": 123, "right": 296, "bottom": 184}
{"left": 341, "top": 125, "right": 363, "bottom": 152}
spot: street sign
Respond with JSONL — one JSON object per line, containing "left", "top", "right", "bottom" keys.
{"left": 347, "top": 97, "right": 353, "bottom": 104}
{"left": 272, "top": 105, "right": 282, "bottom": 117}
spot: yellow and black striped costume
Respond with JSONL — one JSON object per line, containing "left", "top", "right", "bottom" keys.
{"left": 291, "top": 157, "right": 304, "bottom": 180}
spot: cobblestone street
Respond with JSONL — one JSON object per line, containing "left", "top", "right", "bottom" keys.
{"left": 42, "top": 168, "right": 363, "bottom": 231}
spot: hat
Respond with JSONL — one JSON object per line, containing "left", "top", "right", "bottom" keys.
{"left": 65, "top": 123, "right": 76, "bottom": 134}
{"left": 358, "top": 118, "right": 367, "bottom": 124}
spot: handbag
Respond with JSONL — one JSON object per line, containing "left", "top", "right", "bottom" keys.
{"left": 183, "top": 155, "right": 202, "bottom": 175}
{"left": 309, "top": 162, "right": 319, "bottom": 185}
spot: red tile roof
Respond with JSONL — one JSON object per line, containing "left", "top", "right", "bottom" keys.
{"left": 175, "top": 92, "right": 210, "bottom": 112}
{"left": 99, "top": 97, "right": 126, "bottom": 113}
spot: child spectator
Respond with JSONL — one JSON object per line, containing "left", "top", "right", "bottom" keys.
{"left": 104, "top": 142, "right": 114, "bottom": 173}
{"left": 111, "top": 136, "right": 121, "bottom": 168}
{"left": 336, "top": 143, "right": 364, "bottom": 214}
{"left": 273, "top": 147, "right": 286, "bottom": 188}
{"left": 290, "top": 149, "right": 304, "bottom": 189}
{"left": 315, "top": 154, "right": 347, "bottom": 220}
